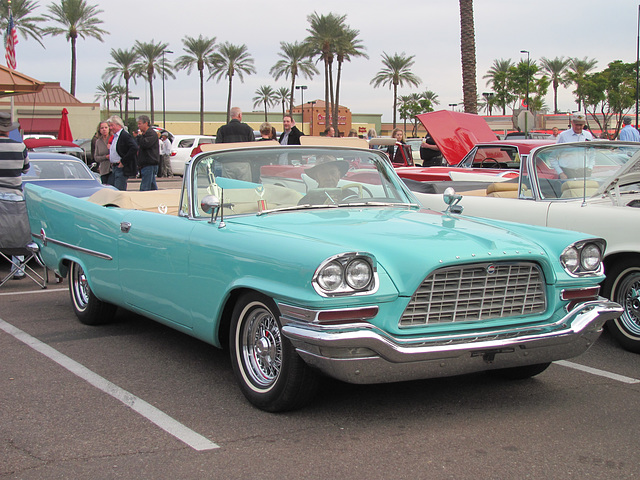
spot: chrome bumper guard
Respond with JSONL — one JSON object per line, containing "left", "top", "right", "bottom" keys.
{"left": 279, "top": 300, "right": 623, "bottom": 384}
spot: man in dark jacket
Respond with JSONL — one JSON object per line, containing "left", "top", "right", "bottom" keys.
{"left": 279, "top": 115, "right": 304, "bottom": 145}
{"left": 136, "top": 115, "right": 160, "bottom": 191}
{"left": 107, "top": 115, "right": 138, "bottom": 191}
{"left": 215, "top": 107, "right": 255, "bottom": 143}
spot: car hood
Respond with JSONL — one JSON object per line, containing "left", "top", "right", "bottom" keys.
{"left": 227, "top": 206, "right": 568, "bottom": 293}
{"left": 416, "top": 110, "right": 498, "bottom": 165}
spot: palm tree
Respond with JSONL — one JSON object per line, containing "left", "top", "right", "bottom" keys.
{"left": 252, "top": 85, "right": 276, "bottom": 121}
{"left": 305, "top": 12, "right": 346, "bottom": 132}
{"left": 94, "top": 80, "right": 115, "bottom": 116}
{"left": 370, "top": 52, "right": 421, "bottom": 128}
{"left": 270, "top": 41, "right": 318, "bottom": 113}
{"left": 103, "top": 47, "right": 136, "bottom": 121}
{"left": 540, "top": 56, "right": 570, "bottom": 114}
{"left": 421, "top": 90, "right": 440, "bottom": 107}
{"left": 132, "top": 40, "right": 174, "bottom": 125}
{"left": 459, "top": 0, "right": 477, "bottom": 114}
{"left": 483, "top": 58, "right": 514, "bottom": 115}
{"left": 0, "top": 0, "right": 46, "bottom": 47}
{"left": 274, "top": 87, "right": 290, "bottom": 118}
{"left": 209, "top": 42, "right": 256, "bottom": 122}
{"left": 566, "top": 57, "right": 598, "bottom": 111}
{"left": 332, "top": 26, "right": 367, "bottom": 132}
{"left": 43, "top": 0, "right": 107, "bottom": 96}
{"left": 112, "top": 84, "right": 128, "bottom": 118}
{"left": 174, "top": 34, "right": 217, "bottom": 135}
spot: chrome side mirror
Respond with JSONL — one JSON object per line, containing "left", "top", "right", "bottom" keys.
{"left": 443, "top": 187, "right": 463, "bottom": 214}
{"left": 201, "top": 194, "right": 221, "bottom": 225}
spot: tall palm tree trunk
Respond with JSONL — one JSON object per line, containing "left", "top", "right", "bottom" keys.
{"left": 226, "top": 77, "right": 233, "bottom": 122}
{"left": 199, "top": 68, "right": 205, "bottom": 135}
{"left": 289, "top": 76, "right": 295, "bottom": 114}
{"left": 393, "top": 83, "right": 398, "bottom": 128}
{"left": 334, "top": 61, "right": 343, "bottom": 134}
{"left": 324, "top": 58, "right": 330, "bottom": 132}
{"left": 70, "top": 36, "right": 77, "bottom": 96}
{"left": 148, "top": 75, "right": 155, "bottom": 125}
{"left": 459, "top": 0, "right": 477, "bottom": 114}
{"left": 328, "top": 62, "right": 336, "bottom": 133}
{"left": 124, "top": 76, "right": 130, "bottom": 122}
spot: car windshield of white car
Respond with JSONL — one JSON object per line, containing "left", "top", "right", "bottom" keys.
{"left": 23, "top": 159, "right": 94, "bottom": 180}
{"left": 192, "top": 147, "right": 416, "bottom": 217}
{"left": 531, "top": 143, "right": 640, "bottom": 200}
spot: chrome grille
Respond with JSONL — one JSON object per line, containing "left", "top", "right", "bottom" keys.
{"left": 400, "top": 262, "right": 546, "bottom": 327}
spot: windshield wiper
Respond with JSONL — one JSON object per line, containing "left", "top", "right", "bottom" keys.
{"left": 336, "top": 201, "right": 420, "bottom": 208}
{"left": 257, "top": 204, "right": 339, "bottom": 215}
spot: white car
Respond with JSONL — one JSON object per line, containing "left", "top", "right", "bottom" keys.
{"left": 415, "top": 141, "right": 640, "bottom": 353}
{"left": 169, "top": 135, "right": 215, "bottom": 176}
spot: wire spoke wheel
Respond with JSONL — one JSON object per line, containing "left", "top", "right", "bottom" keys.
{"left": 241, "top": 305, "right": 283, "bottom": 389}
{"left": 230, "top": 292, "right": 318, "bottom": 411}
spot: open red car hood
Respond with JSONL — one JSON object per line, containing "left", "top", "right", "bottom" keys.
{"left": 416, "top": 110, "right": 499, "bottom": 165}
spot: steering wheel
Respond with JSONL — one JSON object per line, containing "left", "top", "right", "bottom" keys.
{"left": 340, "top": 183, "right": 373, "bottom": 201}
{"left": 480, "top": 157, "right": 500, "bottom": 168}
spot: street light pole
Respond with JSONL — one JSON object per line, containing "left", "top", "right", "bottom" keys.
{"left": 295, "top": 85, "right": 307, "bottom": 133}
{"left": 130, "top": 96, "right": 140, "bottom": 120}
{"left": 162, "top": 50, "right": 173, "bottom": 129}
{"left": 520, "top": 50, "right": 530, "bottom": 138}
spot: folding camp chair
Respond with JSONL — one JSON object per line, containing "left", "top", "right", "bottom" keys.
{"left": 0, "top": 195, "right": 48, "bottom": 289}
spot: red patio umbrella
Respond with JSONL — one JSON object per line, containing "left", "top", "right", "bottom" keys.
{"left": 57, "top": 108, "right": 73, "bottom": 141}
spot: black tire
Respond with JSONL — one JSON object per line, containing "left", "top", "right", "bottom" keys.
{"left": 229, "top": 292, "right": 318, "bottom": 412}
{"left": 602, "top": 262, "right": 640, "bottom": 353}
{"left": 69, "top": 262, "right": 116, "bottom": 325}
{"left": 486, "top": 362, "right": 551, "bottom": 380}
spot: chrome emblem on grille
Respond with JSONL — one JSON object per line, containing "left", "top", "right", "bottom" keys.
{"left": 486, "top": 264, "right": 496, "bottom": 274}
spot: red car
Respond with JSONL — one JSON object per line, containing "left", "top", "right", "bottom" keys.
{"left": 394, "top": 110, "right": 553, "bottom": 183}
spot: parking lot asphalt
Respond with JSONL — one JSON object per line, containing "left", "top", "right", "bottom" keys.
{"left": 1, "top": 175, "right": 639, "bottom": 479}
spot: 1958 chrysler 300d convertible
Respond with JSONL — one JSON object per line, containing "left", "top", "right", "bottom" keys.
{"left": 24, "top": 139, "right": 623, "bottom": 411}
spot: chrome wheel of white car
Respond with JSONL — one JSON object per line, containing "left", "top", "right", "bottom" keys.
{"left": 605, "top": 263, "right": 640, "bottom": 353}
{"left": 230, "top": 292, "right": 318, "bottom": 412}
{"left": 69, "top": 262, "right": 116, "bottom": 325}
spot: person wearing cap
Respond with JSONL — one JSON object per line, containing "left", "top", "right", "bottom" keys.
{"left": 0, "top": 112, "right": 30, "bottom": 279}
{"left": 158, "top": 131, "right": 173, "bottom": 177}
{"left": 556, "top": 112, "right": 593, "bottom": 144}
{"left": 298, "top": 155, "right": 350, "bottom": 205}
{"left": 619, "top": 116, "right": 640, "bottom": 142}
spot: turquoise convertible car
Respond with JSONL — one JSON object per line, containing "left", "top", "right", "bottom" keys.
{"left": 24, "top": 139, "right": 622, "bottom": 411}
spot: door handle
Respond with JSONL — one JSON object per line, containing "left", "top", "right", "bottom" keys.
{"left": 120, "top": 222, "right": 131, "bottom": 233}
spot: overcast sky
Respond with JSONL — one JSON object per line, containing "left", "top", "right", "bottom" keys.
{"left": 12, "top": 0, "right": 640, "bottom": 121}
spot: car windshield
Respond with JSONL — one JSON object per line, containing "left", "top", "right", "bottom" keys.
{"left": 23, "top": 159, "right": 94, "bottom": 180}
{"left": 458, "top": 145, "right": 521, "bottom": 169}
{"left": 524, "top": 143, "right": 640, "bottom": 200}
{"left": 189, "top": 146, "right": 416, "bottom": 218}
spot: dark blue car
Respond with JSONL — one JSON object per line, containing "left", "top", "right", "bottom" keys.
{"left": 22, "top": 152, "right": 116, "bottom": 198}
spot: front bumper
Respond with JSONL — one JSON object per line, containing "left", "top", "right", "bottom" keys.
{"left": 279, "top": 299, "right": 623, "bottom": 384}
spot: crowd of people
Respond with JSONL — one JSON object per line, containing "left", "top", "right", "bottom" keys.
{"left": 83, "top": 107, "right": 640, "bottom": 192}
{"left": 92, "top": 115, "right": 174, "bottom": 192}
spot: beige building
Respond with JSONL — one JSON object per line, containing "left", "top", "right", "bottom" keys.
{"left": 0, "top": 82, "right": 100, "bottom": 140}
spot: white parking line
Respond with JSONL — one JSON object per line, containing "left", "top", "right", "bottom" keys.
{"left": 556, "top": 360, "right": 640, "bottom": 384}
{"left": 0, "top": 318, "right": 219, "bottom": 451}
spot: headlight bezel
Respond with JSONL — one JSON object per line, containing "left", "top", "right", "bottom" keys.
{"left": 313, "top": 253, "right": 378, "bottom": 297}
{"left": 560, "top": 239, "right": 605, "bottom": 277}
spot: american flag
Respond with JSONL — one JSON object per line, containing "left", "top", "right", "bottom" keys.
{"left": 5, "top": 10, "right": 18, "bottom": 70}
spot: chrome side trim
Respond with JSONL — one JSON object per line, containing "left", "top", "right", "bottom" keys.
{"left": 32, "top": 231, "right": 113, "bottom": 261}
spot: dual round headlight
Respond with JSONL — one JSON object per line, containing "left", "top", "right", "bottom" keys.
{"left": 560, "top": 240, "right": 604, "bottom": 275}
{"left": 315, "top": 255, "right": 375, "bottom": 295}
